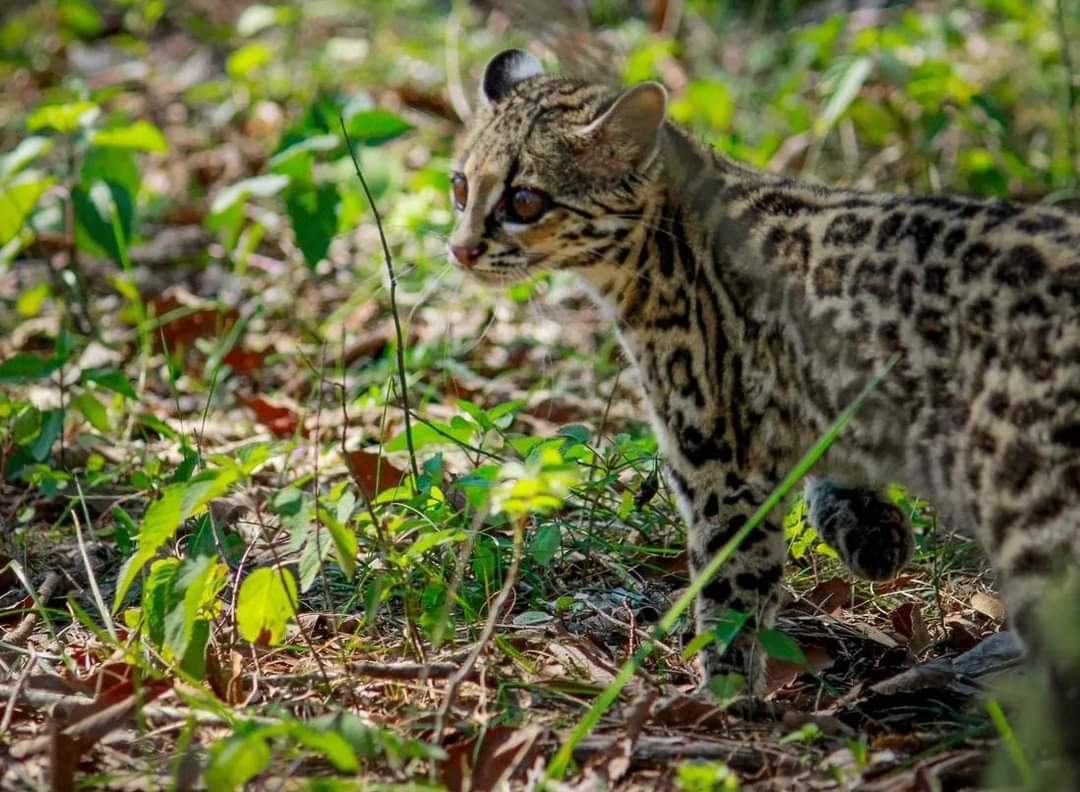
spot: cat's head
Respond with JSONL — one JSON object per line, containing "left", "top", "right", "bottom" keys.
{"left": 448, "top": 49, "right": 668, "bottom": 283}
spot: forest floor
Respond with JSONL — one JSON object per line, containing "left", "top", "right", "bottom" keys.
{"left": 2, "top": 1, "right": 1076, "bottom": 789}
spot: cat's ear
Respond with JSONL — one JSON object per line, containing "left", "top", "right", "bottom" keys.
{"left": 481, "top": 49, "right": 543, "bottom": 105}
{"left": 577, "top": 82, "right": 667, "bottom": 172}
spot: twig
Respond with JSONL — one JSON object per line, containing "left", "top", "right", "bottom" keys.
{"left": 0, "top": 684, "right": 91, "bottom": 710}
{"left": 573, "top": 734, "right": 799, "bottom": 774}
{"left": 340, "top": 117, "right": 420, "bottom": 486}
{"left": 350, "top": 660, "right": 481, "bottom": 682}
{"left": 0, "top": 655, "right": 35, "bottom": 736}
{"left": 431, "top": 517, "right": 526, "bottom": 770}
{"left": 4, "top": 572, "right": 62, "bottom": 647}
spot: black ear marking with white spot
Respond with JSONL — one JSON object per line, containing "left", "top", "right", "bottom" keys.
{"left": 482, "top": 49, "right": 544, "bottom": 105}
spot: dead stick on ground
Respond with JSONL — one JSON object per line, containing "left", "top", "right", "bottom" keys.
{"left": 5, "top": 572, "right": 62, "bottom": 647}
{"left": 430, "top": 518, "right": 526, "bottom": 768}
{"left": 350, "top": 661, "right": 483, "bottom": 682}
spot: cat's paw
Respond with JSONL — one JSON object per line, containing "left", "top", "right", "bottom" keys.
{"left": 805, "top": 480, "right": 914, "bottom": 581}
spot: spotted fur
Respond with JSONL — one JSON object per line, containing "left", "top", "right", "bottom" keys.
{"left": 450, "top": 50, "right": 1080, "bottom": 757}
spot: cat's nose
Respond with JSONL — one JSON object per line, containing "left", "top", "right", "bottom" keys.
{"left": 451, "top": 242, "right": 486, "bottom": 267}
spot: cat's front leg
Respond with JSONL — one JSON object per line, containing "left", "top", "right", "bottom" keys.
{"left": 679, "top": 470, "right": 787, "bottom": 694}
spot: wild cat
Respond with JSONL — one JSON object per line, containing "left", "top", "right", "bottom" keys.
{"left": 447, "top": 48, "right": 1080, "bottom": 774}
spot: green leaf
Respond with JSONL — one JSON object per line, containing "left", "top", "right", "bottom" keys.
{"left": 227, "top": 42, "right": 272, "bottom": 79}
{"left": 236, "top": 567, "right": 298, "bottom": 644}
{"left": 0, "top": 172, "right": 54, "bottom": 246}
{"left": 206, "top": 729, "right": 271, "bottom": 792}
{"left": 529, "top": 523, "right": 560, "bottom": 566}
{"left": 15, "top": 282, "right": 50, "bottom": 317}
{"left": 164, "top": 555, "right": 225, "bottom": 660}
{"left": 209, "top": 174, "right": 289, "bottom": 218}
{"left": 80, "top": 368, "right": 137, "bottom": 399}
{"left": 12, "top": 405, "right": 41, "bottom": 444}
{"left": 676, "top": 761, "right": 738, "bottom": 792}
{"left": 404, "top": 528, "right": 464, "bottom": 559}
{"left": 315, "top": 507, "right": 357, "bottom": 581}
{"left": 73, "top": 181, "right": 133, "bottom": 265}
{"left": 456, "top": 400, "right": 491, "bottom": 432}
{"left": 287, "top": 724, "right": 358, "bottom": 772}
{"left": 142, "top": 557, "right": 182, "bottom": 647}
{"left": 681, "top": 610, "right": 751, "bottom": 661}
{"left": 181, "top": 619, "right": 211, "bottom": 679}
{"left": 71, "top": 391, "right": 110, "bottom": 432}
{"left": 0, "top": 137, "right": 53, "bottom": 183}
{"left": 269, "top": 134, "right": 339, "bottom": 176}
{"left": 297, "top": 527, "right": 328, "bottom": 593}
{"left": 30, "top": 409, "right": 63, "bottom": 461}
{"left": 0, "top": 352, "right": 62, "bottom": 384}
{"left": 815, "top": 56, "right": 873, "bottom": 137}
{"left": 343, "top": 109, "right": 413, "bottom": 146}
{"left": 92, "top": 121, "right": 169, "bottom": 153}
{"left": 26, "top": 101, "right": 99, "bottom": 134}
{"left": 81, "top": 147, "right": 140, "bottom": 201}
{"left": 136, "top": 412, "right": 178, "bottom": 439}
{"left": 285, "top": 182, "right": 339, "bottom": 268}
{"left": 113, "top": 484, "right": 186, "bottom": 609}
{"left": 706, "top": 672, "right": 746, "bottom": 706}
{"left": 756, "top": 628, "right": 808, "bottom": 666}
{"left": 59, "top": 0, "right": 104, "bottom": 37}
{"left": 385, "top": 420, "right": 473, "bottom": 453}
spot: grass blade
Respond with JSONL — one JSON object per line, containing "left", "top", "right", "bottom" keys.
{"left": 545, "top": 354, "right": 898, "bottom": 781}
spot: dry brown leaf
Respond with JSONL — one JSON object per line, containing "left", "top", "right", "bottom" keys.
{"left": 440, "top": 725, "right": 544, "bottom": 792}
{"left": 222, "top": 346, "right": 267, "bottom": 374}
{"left": 148, "top": 291, "right": 237, "bottom": 351}
{"left": 651, "top": 693, "right": 732, "bottom": 730}
{"left": 346, "top": 449, "right": 406, "bottom": 500}
{"left": 970, "top": 591, "right": 1006, "bottom": 623}
{"left": 943, "top": 614, "right": 982, "bottom": 653}
{"left": 239, "top": 394, "right": 302, "bottom": 437}
{"left": 804, "top": 576, "right": 854, "bottom": 613}
{"left": 48, "top": 673, "right": 169, "bottom": 791}
{"left": 890, "top": 602, "right": 932, "bottom": 654}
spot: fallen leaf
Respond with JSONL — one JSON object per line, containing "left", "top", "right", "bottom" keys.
{"left": 651, "top": 693, "right": 732, "bottom": 730}
{"left": 804, "top": 577, "right": 853, "bottom": 612}
{"left": 239, "top": 394, "right": 301, "bottom": 437}
{"left": 890, "top": 602, "right": 932, "bottom": 654}
{"left": 346, "top": 449, "right": 406, "bottom": 500}
{"left": 222, "top": 347, "right": 266, "bottom": 374}
{"left": 765, "top": 658, "right": 802, "bottom": 695}
{"left": 943, "top": 615, "right": 982, "bottom": 653}
{"left": 970, "top": 592, "right": 1006, "bottom": 623}
{"left": 441, "top": 725, "right": 544, "bottom": 792}
{"left": 148, "top": 291, "right": 237, "bottom": 351}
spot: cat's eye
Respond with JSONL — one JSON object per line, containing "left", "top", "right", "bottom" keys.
{"left": 507, "top": 186, "right": 548, "bottom": 223}
{"left": 450, "top": 173, "right": 468, "bottom": 211}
